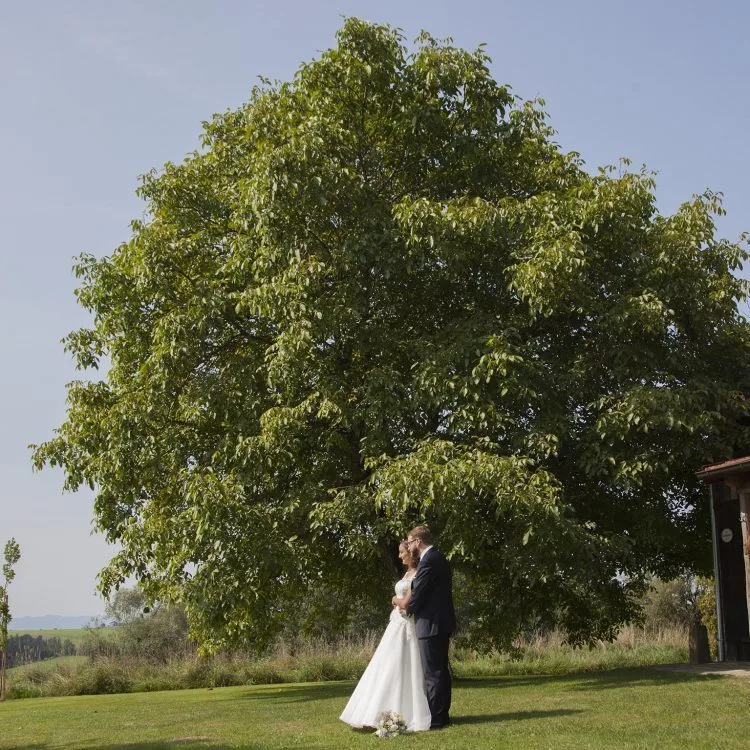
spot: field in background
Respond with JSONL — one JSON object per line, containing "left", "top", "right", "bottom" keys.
{"left": 9, "top": 628, "right": 92, "bottom": 646}
{"left": 7, "top": 655, "right": 88, "bottom": 677}
{"left": 1, "top": 668, "right": 750, "bottom": 749}
{"left": 5, "top": 625, "right": 689, "bottom": 700}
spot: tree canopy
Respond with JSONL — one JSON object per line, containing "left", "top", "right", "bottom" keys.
{"left": 33, "top": 19, "right": 750, "bottom": 652}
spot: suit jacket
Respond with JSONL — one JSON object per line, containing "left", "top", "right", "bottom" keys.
{"left": 405, "top": 546, "right": 456, "bottom": 639}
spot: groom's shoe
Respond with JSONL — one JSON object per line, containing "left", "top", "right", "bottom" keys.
{"left": 430, "top": 718, "right": 450, "bottom": 730}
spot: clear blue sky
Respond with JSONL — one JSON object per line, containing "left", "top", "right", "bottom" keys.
{"left": 2, "top": 0, "right": 749, "bottom": 617}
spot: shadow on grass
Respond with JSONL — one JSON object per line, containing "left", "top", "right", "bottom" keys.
{"left": 8, "top": 743, "right": 267, "bottom": 750}
{"left": 212, "top": 668, "right": 720, "bottom": 707}
{"left": 455, "top": 666, "right": 725, "bottom": 692}
{"left": 453, "top": 708, "right": 583, "bottom": 725}
{"left": 230, "top": 680, "right": 356, "bottom": 703}
{"left": 105, "top": 744, "right": 254, "bottom": 750}
{"left": 567, "top": 668, "right": 725, "bottom": 692}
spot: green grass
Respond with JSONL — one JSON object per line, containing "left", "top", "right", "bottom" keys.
{"left": 8, "top": 655, "right": 88, "bottom": 675}
{"left": 1, "top": 668, "right": 749, "bottom": 749}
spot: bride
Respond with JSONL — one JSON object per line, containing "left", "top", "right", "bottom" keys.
{"left": 339, "top": 540, "right": 431, "bottom": 732}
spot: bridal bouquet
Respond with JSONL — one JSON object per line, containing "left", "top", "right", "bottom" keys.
{"left": 374, "top": 710, "right": 407, "bottom": 738}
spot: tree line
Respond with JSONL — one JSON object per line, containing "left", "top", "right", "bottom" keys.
{"left": 5, "top": 634, "right": 77, "bottom": 668}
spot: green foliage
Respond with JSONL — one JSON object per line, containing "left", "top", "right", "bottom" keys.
{"left": 0, "top": 538, "right": 21, "bottom": 699}
{"left": 1, "top": 539, "right": 20, "bottom": 588}
{"left": 274, "top": 584, "right": 389, "bottom": 647}
{"left": 32, "top": 19, "right": 750, "bottom": 653}
{"left": 116, "top": 606, "right": 190, "bottom": 663}
{"left": 104, "top": 586, "right": 149, "bottom": 626}
{"left": 5, "top": 634, "right": 77, "bottom": 667}
{"left": 696, "top": 576, "right": 718, "bottom": 659}
{"left": 84, "top": 588, "right": 190, "bottom": 663}
{"left": 73, "top": 661, "right": 135, "bottom": 696}
{"left": 641, "top": 577, "right": 700, "bottom": 631}
{"left": 0, "top": 539, "right": 21, "bottom": 650}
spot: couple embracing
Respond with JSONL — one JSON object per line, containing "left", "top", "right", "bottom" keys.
{"left": 340, "top": 526, "right": 455, "bottom": 733}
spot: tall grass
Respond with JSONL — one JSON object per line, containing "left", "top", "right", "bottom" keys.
{"left": 453, "top": 625, "right": 688, "bottom": 677}
{"left": 6, "top": 626, "right": 688, "bottom": 700}
{"left": 6, "top": 635, "right": 376, "bottom": 699}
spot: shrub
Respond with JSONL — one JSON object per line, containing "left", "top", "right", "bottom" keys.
{"left": 641, "top": 577, "right": 699, "bottom": 631}
{"left": 244, "top": 663, "right": 284, "bottom": 686}
{"left": 116, "top": 606, "right": 191, "bottom": 663}
{"left": 696, "top": 577, "right": 718, "bottom": 660}
{"left": 80, "top": 607, "right": 192, "bottom": 663}
{"left": 74, "top": 661, "right": 134, "bottom": 695}
{"left": 182, "top": 658, "right": 211, "bottom": 689}
{"left": 7, "top": 682, "right": 44, "bottom": 699}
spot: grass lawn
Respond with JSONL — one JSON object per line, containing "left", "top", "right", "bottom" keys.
{"left": 2, "top": 667, "right": 750, "bottom": 749}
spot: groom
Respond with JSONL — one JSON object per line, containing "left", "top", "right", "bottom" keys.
{"left": 404, "top": 525, "right": 456, "bottom": 729}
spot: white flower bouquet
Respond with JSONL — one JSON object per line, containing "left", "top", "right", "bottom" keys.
{"left": 374, "top": 710, "right": 407, "bottom": 738}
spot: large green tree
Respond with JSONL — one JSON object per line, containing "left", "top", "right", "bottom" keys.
{"left": 33, "top": 19, "right": 750, "bottom": 652}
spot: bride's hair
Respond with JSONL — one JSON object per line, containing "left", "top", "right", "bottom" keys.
{"left": 399, "top": 539, "right": 419, "bottom": 569}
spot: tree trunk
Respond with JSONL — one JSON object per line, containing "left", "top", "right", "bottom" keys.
{"left": 0, "top": 648, "right": 6, "bottom": 700}
{"left": 0, "top": 589, "right": 7, "bottom": 700}
{"left": 689, "top": 619, "right": 711, "bottom": 664}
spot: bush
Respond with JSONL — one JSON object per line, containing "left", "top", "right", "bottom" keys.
{"left": 641, "top": 577, "right": 699, "bottom": 631}
{"left": 296, "top": 657, "right": 349, "bottom": 682}
{"left": 79, "top": 627, "right": 121, "bottom": 659}
{"left": 134, "top": 675, "right": 177, "bottom": 693}
{"left": 244, "top": 663, "right": 284, "bottom": 686}
{"left": 639, "top": 576, "right": 717, "bottom": 660}
{"left": 182, "top": 658, "right": 211, "bottom": 689}
{"left": 74, "top": 661, "right": 134, "bottom": 695}
{"left": 116, "top": 606, "right": 191, "bottom": 662}
{"left": 696, "top": 577, "right": 718, "bottom": 660}
{"left": 7, "top": 682, "right": 45, "bottom": 699}
{"left": 80, "top": 606, "right": 191, "bottom": 663}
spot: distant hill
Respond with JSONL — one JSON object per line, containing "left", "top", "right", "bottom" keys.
{"left": 9, "top": 615, "right": 99, "bottom": 630}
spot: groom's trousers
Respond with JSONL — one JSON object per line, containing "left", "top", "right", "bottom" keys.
{"left": 418, "top": 634, "right": 451, "bottom": 728}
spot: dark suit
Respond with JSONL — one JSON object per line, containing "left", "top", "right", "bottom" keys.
{"left": 405, "top": 546, "right": 455, "bottom": 728}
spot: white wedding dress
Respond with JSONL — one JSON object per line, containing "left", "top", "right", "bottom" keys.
{"left": 339, "top": 575, "right": 432, "bottom": 732}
